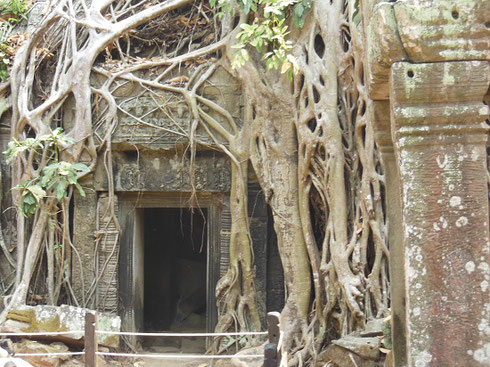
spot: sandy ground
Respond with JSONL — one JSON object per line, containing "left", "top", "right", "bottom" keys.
{"left": 60, "top": 337, "right": 223, "bottom": 367}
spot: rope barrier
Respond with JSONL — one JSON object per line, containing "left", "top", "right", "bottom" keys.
{"left": 12, "top": 352, "right": 85, "bottom": 357}
{"left": 0, "top": 331, "right": 84, "bottom": 336}
{"left": 95, "top": 330, "right": 268, "bottom": 337}
{"left": 96, "top": 351, "right": 263, "bottom": 359}
{"left": 0, "top": 311, "right": 285, "bottom": 365}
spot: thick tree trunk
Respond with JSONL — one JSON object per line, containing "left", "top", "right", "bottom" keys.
{"left": 215, "top": 154, "right": 261, "bottom": 333}
{"left": 248, "top": 91, "right": 312, "bottom": 346}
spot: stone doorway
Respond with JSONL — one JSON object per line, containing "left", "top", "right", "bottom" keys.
{"left": 117, "top": 193, "right": 222, "bottom": 350}
{"left": 141, "top": 208, "right": 208, "bottom": 352}
{"left": 143, "top": 207, "right": 208, "bottom": 333}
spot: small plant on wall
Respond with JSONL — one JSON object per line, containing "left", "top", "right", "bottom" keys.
{"left": 2, "top": 128, "right": 90, "bottom": 306}
{"left": 3, "top": 128, "right": 89, "bottom": 217}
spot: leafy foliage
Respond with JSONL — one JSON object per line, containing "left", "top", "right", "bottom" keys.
{"left": 0, "top": 0, "right": 31, "bottom": 81}
{"left": 4, "top": 129, "right": 89, "bottom": 217}
{"left": 292, "top": 0, "right": 312, "bottom": 28}
{"left": 0, "top": 0, "right": 30, "bottom": 18}
{"left": 0, "top": 22, "right": 14, "bottom": 81}
{"left": 211, "top": 0, "right": 311, "bottom": 75}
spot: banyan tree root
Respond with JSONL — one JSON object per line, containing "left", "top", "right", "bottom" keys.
{"left": 226, "top": 0, "right": 389, "bottom": 363}
{"left": 0, "top": 1, "right": 389, "bottom": 365}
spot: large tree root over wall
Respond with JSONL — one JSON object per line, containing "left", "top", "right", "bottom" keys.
{"left": 0, "top": 0, "right": 389, "bottom": 365}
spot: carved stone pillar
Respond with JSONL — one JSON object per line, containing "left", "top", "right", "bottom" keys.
{"left": 371, "top": 100, "right": 406, "bottom": 366}
{"left": 73, "top": 186, "right": 98, "bottom": 308}
{"left": 390, "top": 61, "right": 490, "bottom": 366}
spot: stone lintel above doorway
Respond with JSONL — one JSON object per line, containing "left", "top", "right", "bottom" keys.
{"left": 94, "top": 149, "right": 231, "bottom": 192}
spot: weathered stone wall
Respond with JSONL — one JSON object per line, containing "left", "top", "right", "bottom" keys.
{"left": 363, "top": 1, "right": 490, "bottom": 365}
{"left": 94, "top": 149, "right": 231, "bottom": 192}
{"left": 391, "top": 61, "right": 489, "bottom": 366}
{"left": 95, "top": 66, "right": 242, "bottom": 150}
{"left": 71, "top": 65, "right": 277, "bottom": 333}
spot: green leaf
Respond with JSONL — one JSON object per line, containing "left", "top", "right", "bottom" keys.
{"left": 71, "top": 162, "right": 90, "bottom": 172}
{"left": 303, "top": 0, "right": 312, "bottom": 9}
{"left": 67, "top": 175, "right": 77, "bottom": 185}
{"left": 57, "top": 161, "right": 72, "bottom": 176}
{"left": 240, "top": 49, "right": 249, "bottom": 61}
{"left": 20, "top": 190, "right": 38, "bottom": 217}
{"left": 40, "top": 165, "right": 58, "bottom": 186}
{"left": 23, "top": 193, "right": 36, "bottom": 205}
{"left": 74, "top": 182, "right": 86, "bottom": 197}
{"left": 262, "top": 51, "right": 273, "bottom": 60}
{"left": 264, "top": 6, "right": 282, "bottom": 16}
{"left": 56, "top": 181, "right": 68, "bottom": 201}
{"left": 26, "top": 184, "right": 46, "bottom": 202}
{"left": 281, "top": 60, "right": 291, "bottom": 74}
{"left": 243, "top": 0, "right": 252, "bottom": 13}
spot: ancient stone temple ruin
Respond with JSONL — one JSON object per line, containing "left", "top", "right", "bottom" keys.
{"left": 0, "top": 0, "right": 488, "bottom": 366}
{"left": 0, "top": 65, "right": 285, "bottom": 352}
{"left": 66, "top": 68, "right": 284, "bottom": 339}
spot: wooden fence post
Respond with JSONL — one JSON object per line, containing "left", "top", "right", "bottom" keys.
{"left": 85, "top": 311, "right": 98, "bottom": 367}
{"left": 264, "top": 312, "right": 281, "bottom": 367}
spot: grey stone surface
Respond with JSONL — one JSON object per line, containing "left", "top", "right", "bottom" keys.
{"left": 266, "top": 206, "right": 284, "bottom": 313}
{"left": 72, "top": 188, "right": 98, "bottom": 309}
{"left": 106, "top": 67, "right": 243, "bottom": 150}
{"left": 3, "top": 305, "right": 120, "bottom": 348}
{"left": 248, "top": 183, "right": 267, "bottom": 325}
{"left": 391, "top": 61, "right": 490, "bottom": 366}
{"left": 332, "top": 336, "right": 381, "bottom": 360}
{"left": 360, "top": 318, "right": 386, "bottom": 338}
{"left": 0, "top": 128, "right": 15, "bottom": 287}
{"left": 393, "top": 0, "right": 490, "bottom": 62}
{"left": 94, "top": 149, "right": 231, "bottom": 192}
{"left": 319, "top": 335, "right": 382, "bottom": 367}
{"left": 362, "top": 0, "right": 490, "bottom": 100}
{"left": 27, "top": 1, "right": 47, "bottom": 31}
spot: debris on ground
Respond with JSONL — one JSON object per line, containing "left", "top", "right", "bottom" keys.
{"left": 317, "top": 317, "right": 391, "bottom": 367}
{"left": 0, "top": 305, "right": 120, "bottom": 348}
{"left": 12, "top": 339, "right": 69, "bottom": 367}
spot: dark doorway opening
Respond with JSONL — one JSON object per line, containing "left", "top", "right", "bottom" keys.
{"left": 143, "top": 207, "right": 208, "bottom": 351}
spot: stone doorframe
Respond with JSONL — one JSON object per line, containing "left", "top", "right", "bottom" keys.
{"left": 362, "top": 1, "right": 489, "bottom": 365}
{"left": 117, "top": 192, "right": 223, "bottom": 343}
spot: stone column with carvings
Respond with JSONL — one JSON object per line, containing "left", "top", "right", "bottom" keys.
{"left": 390, "top": 61, "right": 490, "bottom": 366}
{"left": 371, "top": 100, "right": 406, "bottom": 367}
{"left": 73, "top": 184, "right": 98, "bottom": 308}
